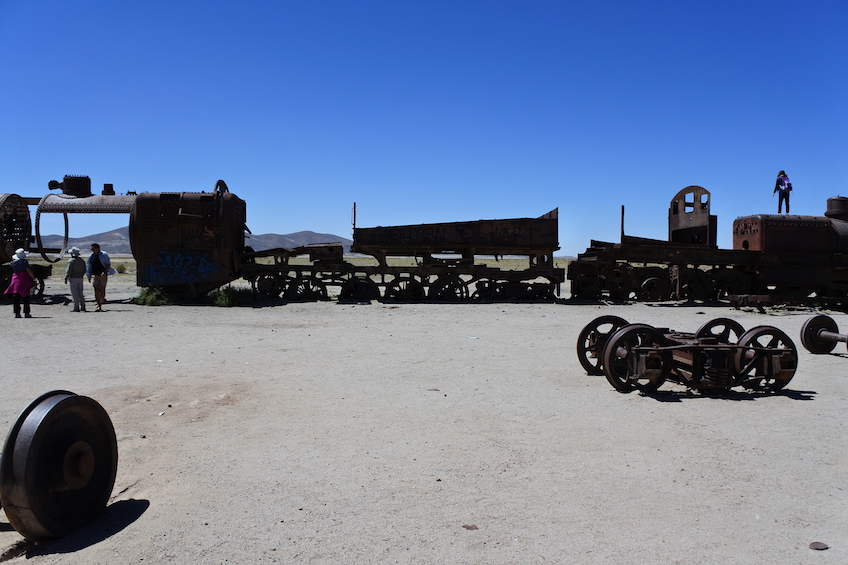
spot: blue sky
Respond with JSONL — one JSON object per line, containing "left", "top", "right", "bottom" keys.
{"left": 1, "top": 1, "right": 845, "bottom": 255}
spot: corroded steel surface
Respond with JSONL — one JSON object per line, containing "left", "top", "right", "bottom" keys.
{"left": 667, "top": 185, "right": 716, "bottom": 247}
{"left": 352, "top": 209, "right": 560, "bottom": 264}
{"left": 37, "top": 193, "right": 136, "bottom": 214}
{"left": 732, "top": 215, "right": 833, "bottom": 252}
{"left": 0, "top": 194, "right": 32, "bottom": 263}
{"left": 130, "top": 190, "right": 246, "bottom": 292}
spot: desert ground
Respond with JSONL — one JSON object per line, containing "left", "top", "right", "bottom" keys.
{"left": 0, "top": 270, "right": 846, "bottom": 564}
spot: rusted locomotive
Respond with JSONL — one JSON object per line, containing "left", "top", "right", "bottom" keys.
{"left": 1, "top": 176, "right": 564, "bottom": 301}
{"left": 568, "top": 186, "right": 848, "bottom": 303}
{"left": 1, "top": 176, "right": 245, "bottom": 296}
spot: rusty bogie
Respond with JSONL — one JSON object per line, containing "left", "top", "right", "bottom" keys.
{"left": 579, "top": 317, "right": 798, "bottom": 393}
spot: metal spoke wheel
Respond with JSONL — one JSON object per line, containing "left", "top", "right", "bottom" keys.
{"left": 602, "top": 324, "right": 669, "bottom": 393}
{"left": 339, "top": 277, "right": 380, "bottom": 302}
{"left": 283, "top": 277, "right": 328, "bottom": 301}
{"left": 695, "top": 318, "right": 746, "bottom": 343}
{"left": 637, "top": 277, "right": 671, "bottom": 301}
{"left": 733, "top": 326, "right": 798, "bottom": 391}
{"left": 428, "top": 274, "right": 469, "bottom": 302}
{"left": 251, "top": 272, "right": 281, "bottom": 298}
{"left": 800, "top": 315, "right": 840, "bottom": 354}
{"left": 712, "top": 270, "right": 747, "bottom": 301}
{"left": 30, "top": 277, "right": 45, "bottom": 297}
{"left": 576, "top": 316, "right": 629, "bottom": 375}
{"left": 385, "top": 278, "right": 426, "bottom": 302}
{"left": 0, "top": 391, "right": 118, "bottom": 541}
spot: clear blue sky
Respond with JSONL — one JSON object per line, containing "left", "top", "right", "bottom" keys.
{"left": 2, "top": 1, "right": 845, "bottom": 255}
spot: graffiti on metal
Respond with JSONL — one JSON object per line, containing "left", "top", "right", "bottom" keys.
{"left": 141, "top": 250, "right": 221, "bottom": 285}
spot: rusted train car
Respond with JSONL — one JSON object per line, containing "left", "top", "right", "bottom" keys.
{"left": 2, "top": 176, "right": 565, "bottom": 302}
{"left": 243, "top": 209, "right": 564, "bottom": 301}
{"left": 568, "top": 186, "right": 848, "bottom": 302}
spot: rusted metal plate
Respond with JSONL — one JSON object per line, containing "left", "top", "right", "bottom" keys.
{"left": 0, "top": 194, "right": 32, "bottom": 263}
{"left": 37, "top": 194, "right": 136, "bottom": 214}
{"left": 667, "top": 186, "right": 717, "bottom": 247}
{"left": 732, "top": 215, "right": 833, "bottom": 252}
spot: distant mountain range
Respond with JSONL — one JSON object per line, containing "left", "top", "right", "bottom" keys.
{"left": 37, "top": 227, "right": 353, "bottom": 255}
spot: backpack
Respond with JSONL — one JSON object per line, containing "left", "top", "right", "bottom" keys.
{"left": 782, "top": 178, "right": 793, "bottom": 192}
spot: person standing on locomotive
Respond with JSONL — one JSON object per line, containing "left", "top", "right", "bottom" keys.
{"left": 773, "top": 170, "right": 792, "bottom": 214}
{"left": 86, "top": 243, "right": 111, "bottom": 312}
{"left": 4, "top": 248, "right": 35, "bottom": 318}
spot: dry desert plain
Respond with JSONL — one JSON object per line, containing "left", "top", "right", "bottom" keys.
{"left": 0, "top": 271, "right": 846, "bottom": 564}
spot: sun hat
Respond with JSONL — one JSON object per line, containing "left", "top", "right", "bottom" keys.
{"left": 70, "top": 247, "right": 81, "bottom": 257}
{"left": 14, "top": 248, "right": 26, "bottom": 259}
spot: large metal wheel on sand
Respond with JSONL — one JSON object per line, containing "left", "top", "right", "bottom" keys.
{"left": 602, "top": 324, "right": 669, "bottom": 393}
{"left": 576, "top": 316, "right": 629, "bottom": 375}
{"left": 800, "top": 314, "right": 840, "bottom": 354}
{"left": 0, "top": 391, "right": 118, "bottom": 541}
{"left": 733, "top": 326, "right": 797, "bottom": 391}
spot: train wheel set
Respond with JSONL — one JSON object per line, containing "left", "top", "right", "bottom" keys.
{"left": 576, "top": 316, "right": 799, "bottom": 394}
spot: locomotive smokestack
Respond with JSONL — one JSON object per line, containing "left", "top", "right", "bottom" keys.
{"left": 825, "top": 196, "right": 848, "bottom": 222}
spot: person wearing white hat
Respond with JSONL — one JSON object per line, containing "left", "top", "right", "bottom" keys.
{"left": 3, "top": 248, "right": 34, "bottom": 318}
{"left": 65, "top": 247, "right": 87, "bottom": 312}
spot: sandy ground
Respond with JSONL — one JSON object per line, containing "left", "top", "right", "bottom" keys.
{"left": 0, "top": 276, "right": 846, "bottom": 564}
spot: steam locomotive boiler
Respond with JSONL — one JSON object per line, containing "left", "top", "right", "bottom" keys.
{"left": 568, "top": 186, "right": 848, "bottom": 303}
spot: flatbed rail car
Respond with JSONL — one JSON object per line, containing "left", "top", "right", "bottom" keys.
{"left": 567, "top": 186, "right": 848, "bottom": 303}
{"left": 242, "top": 209, "right": 566, "bottom": 302}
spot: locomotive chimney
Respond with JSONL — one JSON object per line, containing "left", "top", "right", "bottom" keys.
{"left": 825, "top": 196, "right": 848, "bottom": 222}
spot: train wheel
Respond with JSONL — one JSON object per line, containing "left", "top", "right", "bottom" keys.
{"left": 429, "top": 275, "right": 469, "bottom": 302}
{"left": 712, "top": 270, "right": 747, "bottom": 301}
{"left": 637, "top": 277, "right": 671, "bottom": 301}
{"left": 0, "top": 391, "right": 118, "bottom": 541}
{"left": 602, "top": 324, "right": 669, "bottom": 393}
{"left": 385, "top": 278, "right": 425, "bottom": 302}
{"left": 284, "top": 277, "right": 328, "bottom": 301}
{"left": 695, "top": 318, "right": 746, "bottom": 343}
{"left": 734, "top": 326, "right": 797, "bottom": 391}
{"left": 800, "top": 315, "right": 839, "bottom": 354}
{"left": 251, "top": 273, "right": 281, "bottom": 297}
{"left": 339, "top": 277, "right": 380, "bottom": 302}
{"left": 576, "top": 316, "right": 629, "bottom": 375}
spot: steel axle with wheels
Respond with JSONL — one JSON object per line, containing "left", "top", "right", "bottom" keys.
{"left": 0, "top": 391, "right": 118, "bottom": 541}
{"left": 576, "top": 317, "right": 798, "bottom": 394}
{"left": 800, "top": 315, "right": 848, "bottom": 354}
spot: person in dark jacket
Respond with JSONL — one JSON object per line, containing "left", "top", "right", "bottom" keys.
{"left": 86, "top": 243, "right": 111, "bottom": 311}
{"left": 4, "top": 248, "right": 34, "bottom": 318}
{"left": 773, "top": 170, "right": 792, "bottom": 214}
